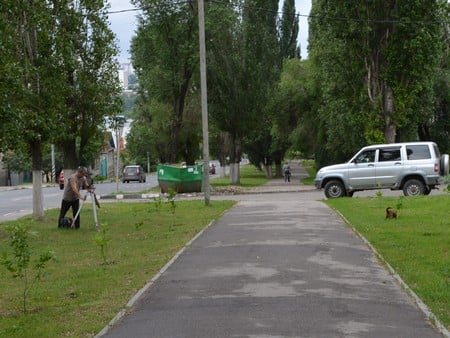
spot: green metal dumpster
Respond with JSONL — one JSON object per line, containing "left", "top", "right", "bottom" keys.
{"left": 157, "top": 164, "right": 203, "bottom": 193}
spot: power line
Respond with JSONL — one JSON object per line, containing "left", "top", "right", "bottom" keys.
{"left": 108, "top": 8, "right": 140, "bottom": 15}
{"left": 107, "top": 1, "right": 450, "bottom": 26}
{"left": 306, "top": 13, "right": 449, "bottom": 25}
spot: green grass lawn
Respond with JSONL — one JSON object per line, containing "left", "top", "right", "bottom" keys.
{"left": 300, "top": 159, "right": 316, "bottom": 185}
{"left": 210, "top": 163, "right": 269, "bottom": 187}
{"left": 326, "top": 195, "right": 450, "bottom": 330}
{"left": 0, "top": 199, "right": 235, "bottom": 337}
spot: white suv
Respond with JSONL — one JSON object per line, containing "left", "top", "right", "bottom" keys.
{"left": 314, "top": 142, "right": 449, "bottom": 198}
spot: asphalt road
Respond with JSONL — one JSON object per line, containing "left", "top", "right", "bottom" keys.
{"left": 0, "top": 174, "right": 159, "bottom": 222}
{"left": 100, "top": 189, "right": 444, "bottom": 338}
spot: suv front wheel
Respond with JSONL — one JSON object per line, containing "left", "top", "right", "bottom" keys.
{"left": 324, "top": 180, "right": 346, "bottom": 198}
{"left": 403, "top": 179, "right": 425, "bottom": 196}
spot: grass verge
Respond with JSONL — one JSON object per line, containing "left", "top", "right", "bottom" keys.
{"left": 0, "top": 199, "right": 235, "bottom": 337}
{"left": 210, "top": 164, "right": 269, "bottom": 187}
{"left": 326, "top": 195, "right": 449, "bottom": 330}
{"left": 300, "top": 159, "right": 316, "bottom": 186}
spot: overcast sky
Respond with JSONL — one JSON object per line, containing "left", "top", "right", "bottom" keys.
{"left": 108, "top": 0, "right": 311, "bottom": 63}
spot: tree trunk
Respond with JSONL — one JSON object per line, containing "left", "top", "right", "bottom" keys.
{"left": 217, "top": 131, "right": 231, "bottom": 178}
{"left": 264, "top": 164, "right": 272, "bottom": 178}
{"left": 61, "top": 139, "right": 78, "bottom": 169}
{"left": 219, "top": 161, "right": 227, "bottom": 178}
{"left": 169, "top": 68, "right": 192, "bottom": 163}
{"left": 32, "top": 170, "right": 44, "bottom": 218}
{"left": 30, "top": 140, "right": 44, "bottom": 218}
{"left": 230, "top": 163, "right": 240, "bottom": 185}
{"left": 229, "top": 134, "right": 241, "bottom": 185}
{"left": 383, "top": 84, "right": 396, "bottom": 143}
{"left": 168, "top": 114, "right": 181, "bottom": 164}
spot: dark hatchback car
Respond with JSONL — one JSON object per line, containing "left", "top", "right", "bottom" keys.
{"left": 122, "top": 165, "right": 146, "bottom": 183}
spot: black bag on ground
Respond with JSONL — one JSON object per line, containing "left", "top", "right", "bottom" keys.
{"left": 58, "top": 217, "right": 73, "bottom": 228}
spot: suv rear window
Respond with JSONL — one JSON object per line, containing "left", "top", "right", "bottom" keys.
{"left": 125, "top": 167, "right": 137, "bottom": 173}
{"left": 432, "top": 144, "right": 440, "bottom": 158}
{"left": 379, "top": 148, "right": 401, "bottom": 162}
{"left": 406, "top": 145, "right": 431, "bottom": 160}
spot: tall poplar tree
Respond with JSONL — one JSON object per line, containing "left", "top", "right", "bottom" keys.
{"left": 279, "top": 0, "right": 300, "bottom": 60}
{"left": 2, "top": 1, "right": 68, "bottom": 217}
{"left": 131, "top": 0, "right": 200, "bottom": 164}
{"left": 207, "top": 0, "right": 280, "bottom": 183}
{"left": 309, "top": 0, "right": 448, "bottom": 166}
{"left": 53, "top": 0, "right": 121, "bottom": 170}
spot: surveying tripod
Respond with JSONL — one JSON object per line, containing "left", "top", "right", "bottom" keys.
{"left": 71, "top": 188, "right": 100, "bottom": 229}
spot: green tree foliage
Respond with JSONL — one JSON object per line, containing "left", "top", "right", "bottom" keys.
{"left": 279, "top": 0, "right": 300, "bottom": 60}
{"left": 52, "top": 0, "right": 122, "bottom": 169}
{"left": 309, "top": 0, "right": 448, "bottom": 166}
{"left": 206, "top": 0, "right": 282, "bottom": 182}
{"left": 365, "top": 1, "right": 446, "bottom": 142}
{"left": 131, "top": 0, "right": 201, "bottom": 165}
{"left": 241, "top": 0, "right": 284, "bottom": 177}
{"left": 129, "top": 0, "right": 301, "bottom": 182}
{"left": 205, "top": 0, "right": 245, "bottom": 176}
{"left": 121, "top": 93, "right": 138, "bottom": 117}
{"left": 0, "top": 1, "right": 121, "bottom": 217}
{"left": 272, "top": 59, "right": 318, "bottom": 159}
{"left": 244, "top": 0, "right": 303, "bottom": 177}
{"left": 128, "top": 73, "right": 138, "bottom": 90}
{"left": 0, "top": 1, "right": 70, "bottom": 216}
{"left": 1, "top": 150, "right": 31, "bottom": 186}
{"left": 427, "top": 49, "right": 450, "bottom": 153}
{"left": 126, "top": 99, "right": 172, "bottom": 166}
{"left": 0, "top": 1, "right": 23, "bottom": 142}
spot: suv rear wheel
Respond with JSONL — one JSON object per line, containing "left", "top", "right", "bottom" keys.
{"left": 403, "top": 179, "right": 425, "bottom": 196}
{"left": 324, "top": 180, "right": 346, "bottom": 198}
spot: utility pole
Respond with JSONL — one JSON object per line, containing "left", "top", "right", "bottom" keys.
{"left": 198, "top": 0, "right": 210, "bottom": 205}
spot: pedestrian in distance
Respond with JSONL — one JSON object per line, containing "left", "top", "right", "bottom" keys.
{"left": 58, "top": 166, "right": 93, "bottom": 229}
{"left": 283, "top": 162, "right": 291, "bottom": 182}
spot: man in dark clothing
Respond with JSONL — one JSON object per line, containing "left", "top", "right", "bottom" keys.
{"left": 283, "top": 162, "right": 291, "bottom": 182}
{"left": 58, "top": 166, "right": 93, "bottom": 229}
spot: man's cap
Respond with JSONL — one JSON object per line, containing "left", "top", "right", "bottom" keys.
{"left": 77, "top": 166, "right": 88, "bottom": 175}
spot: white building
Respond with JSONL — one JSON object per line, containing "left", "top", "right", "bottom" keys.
{"left": 118, "top": 63, "right": 133, "bottom": 90}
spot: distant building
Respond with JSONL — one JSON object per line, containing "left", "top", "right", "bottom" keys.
{"left": 118, "top": 63, "right": 133, "bottom": 90}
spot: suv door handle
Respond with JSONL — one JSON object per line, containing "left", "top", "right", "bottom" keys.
{"left": 395, "top": 162, "right": 402, "bottom": 165}
{"left": 368, "top": 164, "right": 374, "bottom": 167}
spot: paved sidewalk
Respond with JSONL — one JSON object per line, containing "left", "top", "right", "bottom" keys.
{"left": 98, "top": 161, "right": 445, "bottom": 337}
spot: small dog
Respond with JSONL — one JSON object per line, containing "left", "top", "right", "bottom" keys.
{"left": 385, "top": 207, "right": 397, "bottom": 219}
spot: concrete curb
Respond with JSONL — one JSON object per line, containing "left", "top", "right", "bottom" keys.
{"left": 97, "top": 187, "right": 318, "bottom": 201}
{"left": 99, "top": 193, "right": 160, "bottom": 200}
